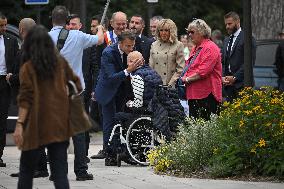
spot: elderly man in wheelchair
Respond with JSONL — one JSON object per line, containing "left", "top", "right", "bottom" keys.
{"left": 107, "top": 51, "right": 185, "bottom": 166}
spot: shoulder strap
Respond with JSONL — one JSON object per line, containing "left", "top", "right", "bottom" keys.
{"left": 56, "top": 28, "right": 69, "bottom": 51}
{"left": 180, "top": 47, "right": 202, "bottom": 77}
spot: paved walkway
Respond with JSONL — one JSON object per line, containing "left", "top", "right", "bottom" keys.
{"left": 0, "top": 133, "right": 283, "bottom": 189}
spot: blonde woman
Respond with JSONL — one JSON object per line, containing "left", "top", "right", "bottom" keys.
{"left": 149, "top": 19, "right": 185, "bottom": 87}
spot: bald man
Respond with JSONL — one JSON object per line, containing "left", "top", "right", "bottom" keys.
{"left": 105, "top": 11, "right": 128, "bottom": 45}
{"left": 7, "top": 18, "right": 36, "bottom": 91}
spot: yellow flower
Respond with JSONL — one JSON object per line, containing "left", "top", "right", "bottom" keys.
{"left": 223, "top": 101, "right": 230, "bottom": 107}
{"left": 258, "top": 138, "right": 266, "bottom": 147}
{"left": 239, "top": 120, "right": 245, "bottom": 128}
{"left": 213, "top": 147, "right": 219, "bottom": 154}
{"left": 250, "top": 147, "right": 256, "bottom": 154}
{"left": 244, "top": 110, "right": 253, "bottom": 115}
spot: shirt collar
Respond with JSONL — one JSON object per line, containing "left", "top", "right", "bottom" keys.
{"left": 117, "top": 44, "right": 124, "bottom": 55}
{"left": 51, "top": 26, "right": 64, "bottom": 31}
{"left": 112, "top": 31, "right": 118, "bottom": 40}
{"left": 233, "top": 27, "right": 242, "bottom": 37}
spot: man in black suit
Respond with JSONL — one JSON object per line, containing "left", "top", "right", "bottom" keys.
{"left": 129, "top": 15, "right": 152, "bottom": 64}
{"left": 222, "top": 11, "right": 256, "bottom": 102}
{"left": 0, "top": 12, "right": 19, "bottom": 167}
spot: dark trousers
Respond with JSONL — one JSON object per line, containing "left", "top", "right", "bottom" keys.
{"left": 37, "top": 148, "right": 48, "bottom": 172}
{"left": 278, "top": 77, "right": 284, "bottom": 91}
{"left": 101, "top": 99, "right": 116, "bottom": 151}
{"left": 90, "top": 101, "right": 102, "bottom": 131}
{"left": 18, "top": 141, "right": 69, "bottom": 189}
{"left": 72, "top": 132, "right": 88, "bottom": 175}
{"left": 0, "top": 77, "right": 10, "bottom": 158}
{"left": 188, "top": 93, "right": 220, "bottom": 120}
{"left": 83, "top": 92, "right": 91, "bottom": 156}
{"left": 223, "top": 85, "right": 243, "bottom": 102}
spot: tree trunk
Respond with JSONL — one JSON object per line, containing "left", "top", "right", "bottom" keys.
{"left": 251, "top": 0, "right": 284, "bottom": 39}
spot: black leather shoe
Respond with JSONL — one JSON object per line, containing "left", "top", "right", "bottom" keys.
{"left": 49, "top": 175, "right": 54, "bottom": 181}
{"left": 0, "top": 159, "right": 6, "bottom": 167}
{"left": 10, "top": 171, "right": 49, "bottom": 178}
{"left": 33, "top": 170, "right": 49, "bottom": 178}
{"left": 86, "top": 157, "right": 90, "bottom": 163}
{"left": 105, "top": 157, "right": 117, "bottom": 166}
{"left": 90, "top": 150, "right": 105, "bottom": 159}
{"left": 76, "top": 173, "right": 93, "bottom": 181}
{"left": 10, "top": 172, "right": 19, "bottom": 177}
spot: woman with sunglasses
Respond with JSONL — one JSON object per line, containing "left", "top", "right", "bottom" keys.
{"left": 149, "top": 19, "right": 185, "bottom": 87}
{"left": 182, "top": 19, "right": 222, "bottom": 120}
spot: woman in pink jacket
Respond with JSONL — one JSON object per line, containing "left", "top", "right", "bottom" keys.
{"left": 182, "top": 19, "right": 222, "bottom": 120}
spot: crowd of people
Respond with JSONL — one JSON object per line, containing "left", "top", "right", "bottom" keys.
{"left": 0, "top": 5, "right": 260, "bottom": 188}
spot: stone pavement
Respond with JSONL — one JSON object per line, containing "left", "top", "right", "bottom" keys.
{"left": 0, "top": 133, "right": 283, "bottom": 189}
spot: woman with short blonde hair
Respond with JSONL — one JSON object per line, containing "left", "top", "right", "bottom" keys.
{"left": 150, "top": 19, "right": 185, "bottom": 86}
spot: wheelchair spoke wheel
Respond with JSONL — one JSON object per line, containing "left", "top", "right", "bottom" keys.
{"left": 126, "top": 116, "right": 162, "bottom": 165}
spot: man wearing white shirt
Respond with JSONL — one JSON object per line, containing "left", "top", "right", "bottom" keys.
{"left": 48, "top": 5, "right": 104, "bottom": 181}
{"left": 129, "top": 15, "right": 152, "bottom": 64}
{"left": 0, "top": 12, "right": 18, "bottom": 167}
{"left": 222, "top": 11, "right": 256, "bottom": 102}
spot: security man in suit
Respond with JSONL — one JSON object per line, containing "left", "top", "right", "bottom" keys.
{"left": 129, "top": 14, "right": 152, "bottom": 64}
{"left": 222, "top": 11, "right": 256, "bottom": 102}
{"left": 0, "top": 12, "right": 19, "bottom": 167}
{"left": 95, "top": 31, "right": 143, "bottom": 166}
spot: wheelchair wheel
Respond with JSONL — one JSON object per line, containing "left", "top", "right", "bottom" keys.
{"left": 126, "top": 116, "right": 163, "bottom": 165}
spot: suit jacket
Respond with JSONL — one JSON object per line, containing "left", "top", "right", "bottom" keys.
{"left": 3, "top": 33, "right": 18, "bottom": 74}
{"left": 95, "top": 44, "right": 128, "bottom": 106}
{"left": 0, "top": 33, "right": 18, "bottom": 91}
{"left": 274, "top": 40, "right": 284, "bottom": 78}
{"left": 222, "top": 31, "right": 256, "bottom": 89}
{"left": 135, "top": 35, "right": 152, "bottom": 64}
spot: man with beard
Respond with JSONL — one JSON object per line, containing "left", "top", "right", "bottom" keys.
{"left": 222, "top": 11, "right": 256, "bottom": 102}
{"left": 129, "top": 15, "right": 152, "bottom": 64}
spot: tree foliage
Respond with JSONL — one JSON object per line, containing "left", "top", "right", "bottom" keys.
{"left": 0, "top": 0, "right": 241, "bottom": 36}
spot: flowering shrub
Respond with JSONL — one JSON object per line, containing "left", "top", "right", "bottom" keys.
{"left": 147, "top": 115, "right": 220, "bottom": 174}
{"left": 209, "top": 87, "right": 284, "bottom": 178}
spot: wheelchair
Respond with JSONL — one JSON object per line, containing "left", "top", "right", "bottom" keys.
{"left": 108, "top": 85, "right": 185, "bottom": 167}
{"left": 108, "top": 113, "right": 165, "bottom": 167}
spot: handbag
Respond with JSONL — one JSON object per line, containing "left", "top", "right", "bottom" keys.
{"left": 176, "top": 48, "right": 202, "bottom": 100}
{"left": 67, "top": 80, "right": 92, "bottom": 136}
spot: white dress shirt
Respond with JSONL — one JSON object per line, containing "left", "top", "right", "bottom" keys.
{"left": 0, "top": 35, "right": 6, "bottom": 75}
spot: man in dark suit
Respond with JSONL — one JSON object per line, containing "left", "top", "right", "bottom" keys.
{"left": 129, "top": 15, "right": 152, "bottom": 64}
{"left": 95, "top": 31, "right": 142, "bottom": 166}
{"left": 0, "top": 12, "right": 19, "bottom": 167}
{"left": 222, "top": 11, "right": 256, "bottom": 102}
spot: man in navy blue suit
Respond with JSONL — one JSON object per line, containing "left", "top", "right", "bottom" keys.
{"left": 94, "top": 31, "right": 143, "bottom": 166}
{"left": 222, "top": 11, "right": 256, "bottom": 102}
{"left": 129, "top": 15, "right": 152, "bottom": 64}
